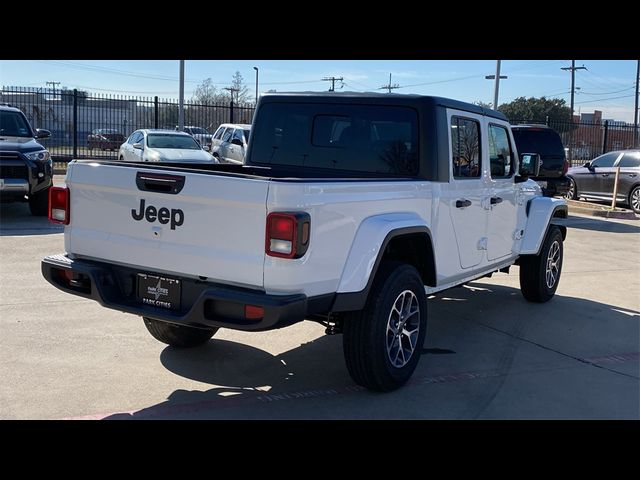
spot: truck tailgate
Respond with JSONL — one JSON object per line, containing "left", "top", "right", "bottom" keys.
{"left": 65, "top": 162, "right": 269, "bottom": 289}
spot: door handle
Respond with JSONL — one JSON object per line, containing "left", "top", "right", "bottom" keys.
{"left": 629, "top": 173, "right": 637, "bottom": 178}
{"left": 490, "top": 196, "right": 503, "bottom": 205}
{"left": 456, "top": 199, "right": 472, "bottom": 208}
{"left": 601, "top": 173, "right": 609, "bottom": 177}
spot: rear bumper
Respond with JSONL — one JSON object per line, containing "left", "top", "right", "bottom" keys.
{"left": 41, "top": 254, "right": 311, "bottom": 332}
{"left": 536, "top": 176, "right": 570, "bottom": 197}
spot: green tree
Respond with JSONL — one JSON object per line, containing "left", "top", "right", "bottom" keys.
{"left": 498, "top": 96, "right": 572, "bottom": 124}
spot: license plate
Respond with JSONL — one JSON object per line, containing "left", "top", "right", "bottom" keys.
{"left": 137, "top": 273, "right": 181, "bottom": 310}
{"left": 537, "top": 181, "right": 547, "bottom": 189}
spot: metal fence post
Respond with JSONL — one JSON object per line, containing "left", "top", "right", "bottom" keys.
{"left": 602, "top": 120, "right": 609, "bottom": 155}
{"left": 154, "top": 96, "right": 159, "bottom": 129}
{"left": 229, "top": 100, "right": 235, "bottom": 123}
{"left": 73, "top": 89, "right": 78, "bottom": 159}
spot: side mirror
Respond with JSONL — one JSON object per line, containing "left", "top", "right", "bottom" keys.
{"left": 583, "top": 161, "right": 592, "bottom": 169}
{"left": 133, "top": 142, "right": 143, "bottom": 150}
{"left": 231, "top": 138, "right": 243, "bottom": 146}
{"left": 519, "top": 153, "right": 541, "bottom": 178}
{"left": 202, "top": 145, "right": 211, "bottom": 152}
{"left": 35, "top": 128, "right": 51, "bottom": 139}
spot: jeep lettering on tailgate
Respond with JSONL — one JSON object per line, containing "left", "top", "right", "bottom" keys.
{"left": 131, "top": 199, "right": 184, "bottom": 230}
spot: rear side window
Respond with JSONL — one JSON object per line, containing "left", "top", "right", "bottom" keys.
{"left": 222, "top": 129, "right": 233, "bottom": 142}
{"left": 488, "top": 125, "right": 513, "bottom": 177}
{"left": 619, "top": 152, "right": 640, "bottom": 167}
{"left": 451, "top": 116, "right": 481, "bottom": 178}
{"left": 249, "top": 103, "right": 419, "bottom": 176}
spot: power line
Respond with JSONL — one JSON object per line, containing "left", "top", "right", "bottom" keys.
{"left": 322, "top": 76, "right": 344, "bottom": 92}
{"left": 576, "top": 86, "right": 635, "bottom": 96}
{"left": 574, "top": 94, "right": 635, "bottom": 105}
{"left": 398, "top": 74, "right": 480, "bottom": 89}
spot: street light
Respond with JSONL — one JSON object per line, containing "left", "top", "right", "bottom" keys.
{"left": 253, "top": 66, "right": 259, "bottom": 105}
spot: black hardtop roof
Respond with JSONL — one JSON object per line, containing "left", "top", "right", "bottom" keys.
{"left": 259, "top": 91, "right": 508, "bottom": 121}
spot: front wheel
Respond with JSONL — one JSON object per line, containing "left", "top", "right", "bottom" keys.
{"left": 519, "top": 225, "right": 563, "bottom": 303}
{"left": 28, "top": 187, "right": 50, "bottom": 216}
{"left": 564, "top": 177, "right": 577, "bottom": 200}
{"left": 629, "top": 186, "right": 640, "bottom": 214}
{"left": 342, "top": 261, "right": 427, "bottom": 392}
{"left": 143, "top": 317, "right": 217, "bottom": 348}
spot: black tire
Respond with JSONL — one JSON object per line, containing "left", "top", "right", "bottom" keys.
{"left": 143, "top": 317, "right": 217, "bottom": 348}
{"left": 342, "top": 261, "right": 428, "bottom": 392}
{"left": 519, "top": 225, "right": 563, "bottom": 303}
{"left": 629, "top": 185, "right": 640, "bottom": 214}
{"left": 28, "top": 187, "right": 50, "bottom": 216}
{"left": 565, "top": 177, "right": 577, "bottom": 200}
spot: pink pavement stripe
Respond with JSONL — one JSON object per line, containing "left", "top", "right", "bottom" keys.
{"left": 63, "top": 351, "right": 639, "bottom": 420}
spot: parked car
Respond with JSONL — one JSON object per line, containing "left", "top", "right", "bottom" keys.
{"left": 118, "top": 129, "right": 218, "bottom": 164}
{"left": 565, "top": 149, "right": 640, "bottom": 214}
{"left": 176, "top": 126, "right": 213, "bottom": 150}
{"left": 510, "top": 124, "right": 570, "bottom": 197}
{"left": 87, "top": 129, "right": 126, "bottom": 151}
{"left": 210, "top": 123, "right": 251, "bottom": 164}
{"left": 0, "top": 103, "right": 53, "bottom": 216}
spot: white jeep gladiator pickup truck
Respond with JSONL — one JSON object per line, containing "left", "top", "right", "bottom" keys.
{"left": 42, "top": 92, "right": 567, "bottom": 391}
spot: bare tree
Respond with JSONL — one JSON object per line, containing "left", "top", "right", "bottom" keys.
{"left": 230, "top": 71, "right": 251, "bottom": 104}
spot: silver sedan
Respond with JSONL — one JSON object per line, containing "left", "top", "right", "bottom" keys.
{"left": 119, "top": 129, "right": 218, "bottom": 164}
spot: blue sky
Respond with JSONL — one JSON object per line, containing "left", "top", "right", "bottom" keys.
{"left": 1, "top": 60, "right": 637, "bottom": 122}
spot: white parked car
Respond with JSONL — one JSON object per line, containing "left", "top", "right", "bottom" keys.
{"left": 118, "top": 129, "right": 218, "bottom": 163}
{"left": 210, "top": 123, "right": 251, "bottom": 164}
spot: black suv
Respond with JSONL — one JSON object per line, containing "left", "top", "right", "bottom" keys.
{"left": 511, "top": 124, "right": 570, "bottom": 197}
{"left": 0, "top": 104, "right": 53, "bottom": 215}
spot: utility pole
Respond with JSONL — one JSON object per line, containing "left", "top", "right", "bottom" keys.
{"left": 562, "top": 61, "right": 587, "bottom": 163}
{"left": 379, "top": 73, "right": 400, "bottom": 94}
{"left": 46, "top": 81, "right": 60, "bottom": 97}
{"left": 485, "top": 60, "right": 508, "bottom": 109}
{"left": 178, "top": 60, "right": 185, "bottom": 130}
{"left": 634, "top": 59, "right": 639, "bottom": 147}
{"left": 224, "top": 87, "right": 240, "bottom": 103}
{"left": 561, "top": 60, "right": 588, "bottom": 120}
{"left": 322, "top": 76, "right": 344, "bottom": 92}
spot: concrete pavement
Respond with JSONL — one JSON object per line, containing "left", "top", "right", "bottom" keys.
{"left": 0, "top": 198, "right": 638, "bottom": 419}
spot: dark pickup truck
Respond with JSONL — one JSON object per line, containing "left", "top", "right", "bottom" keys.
{"left": 511, "top": 124, "right": 570, "bottom": 197}
{"left": 0, "top": 104, "right": 53, "bottom": 215}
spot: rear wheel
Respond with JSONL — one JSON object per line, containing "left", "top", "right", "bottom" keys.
{"left": 519, "top": 225, "right": 563, "bottom": 303}
{"left": 143, "top": 317, "right": 217, "bottom": 348}
{"left": 629, "top": 186, "right": 640, "bottom": 214}
{"left": 342, "top": 261, "right": 427, "bottom": 392}
{"left": 28, "top": 187, "right": 50, "bottom": 216}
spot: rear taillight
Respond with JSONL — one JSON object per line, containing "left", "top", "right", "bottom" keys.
{"left": 49, "top": 186, "right": 70, "bottom": 225}
{"left": 265, "top": 212, "right": 310, "bottom": 259}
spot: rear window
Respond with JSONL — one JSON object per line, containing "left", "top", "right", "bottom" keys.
{"left": 511, "top": 128, "right": 565, "bottom": 157}
{"left": 249, "top": 103, "right": 419, "bottom": 176}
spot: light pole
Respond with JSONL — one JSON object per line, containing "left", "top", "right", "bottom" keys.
{"left": 178, "top": 60, "right": 185, "bottom": 130}
{"left": 253, "top": 66, "right": 259, "bottom": 105}
{"left": 485, "top": 60, "right": 507, "bottom": 109}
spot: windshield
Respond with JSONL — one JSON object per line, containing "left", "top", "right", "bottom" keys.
{"left": 190, "top": 127, "right": 210, "bottom": 135}
{"left": 511, "top": 128, "right": 565, "bottom": 157}
{"left": 147, "top": 134, "right": 201, "bottom": 150}
{"left": 0, "top": 110, "right": 33, "bottom": 137}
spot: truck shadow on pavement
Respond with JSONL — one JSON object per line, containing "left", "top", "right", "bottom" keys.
{"left": 102, "top": 282, "right": 639, "bottom": 420}
{"left": 557, "top": 215, "right": 640, "bottom": 233}
{"left": 0, "top": 203, "right": 62, "bottom": 236}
